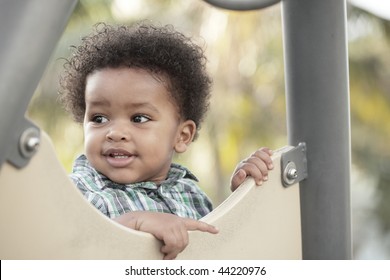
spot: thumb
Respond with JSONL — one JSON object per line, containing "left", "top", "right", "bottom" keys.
{"left": 230, "top": 169, "right": 247, "bottom": 191}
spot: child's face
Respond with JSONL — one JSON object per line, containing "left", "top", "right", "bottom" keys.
{"left": 83, "top": 67, "right": 195, "bottom": 184}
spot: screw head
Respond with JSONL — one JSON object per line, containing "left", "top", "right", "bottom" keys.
{"left": 287, "top": 167, "right": 298, "bottom": 180}
{"left": 283, "top": 161, "right": 298, "bottom": 186}
{"left": 19, "top": 127, "right": 40, "bottom": 159}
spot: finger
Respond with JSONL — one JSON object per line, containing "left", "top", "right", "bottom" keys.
{"left": 160, "top": 231, "right": 177, "bottom": 254}
{"left": 162, "top": 224, "right": 191, "bottom": 260}
{"left": 260, "top": 147, "right": 273, "bottom": 156}
{"left": 183, "top": 219, "right": 219, "bottom": 234}
{"left": 160, "top": 230, "right": 183, "bottom": 260}
{"left": 230, "top": 169, "right": 247, "bottom": 191}
{"left": 238, "top": 160, "right": 268, "bottom": 185}
{"left": 161, "top": 244, "right": 181, "bottom": 260}
{"left": 163, "top": 249, "right": 178, "bottom": 260}
{"left": 251, "top": 149, "right": 274, "bottom": 170}
{"left": 245, "top": 156, "right": 269, "bottom": 173}
{"left": 180, "top": 225, "right": 189, "bottom": 249}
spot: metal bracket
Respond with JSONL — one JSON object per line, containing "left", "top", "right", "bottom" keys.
{"left": 6, "top": 118, "right": 41, "bottom": 169}
{"left": 281, "top": 142, "right": 308, "bottom": 187}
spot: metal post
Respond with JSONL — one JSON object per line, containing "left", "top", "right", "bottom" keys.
{"left": 0, "top": 0, "right": 77, "bottom": 169}
{"left": 282, "top": 0, "right": 352, "bottom": 259}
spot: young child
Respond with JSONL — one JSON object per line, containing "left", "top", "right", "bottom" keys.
{"left": 59, "top": 22, "right": 273, "bottom": 259}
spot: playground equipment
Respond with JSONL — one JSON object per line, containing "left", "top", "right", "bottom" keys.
{"left": 0, "top": 0, "right": 351, "bottom": 259}
{"left": 0, "top": 132, "right": 302, "bottom": 259}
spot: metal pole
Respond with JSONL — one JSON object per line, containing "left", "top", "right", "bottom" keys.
{"left": 282, "top": 0, "right": 352, "bottom": 259}
{"left": 202, "top": 0, "right": 280, "bottom": 10}
{"left": 0, "top": 0, "right": 78, "bottom": 168}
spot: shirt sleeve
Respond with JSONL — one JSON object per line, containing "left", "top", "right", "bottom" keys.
{"left": 165, "top": 178, "right": 213, "bottom": 219}
{"left": 189, "top": 185, "right": 213, "bottom": 218}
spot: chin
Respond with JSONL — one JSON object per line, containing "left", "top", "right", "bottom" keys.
{"left": 112, "top": 178, "right": 138, "bottom": 185}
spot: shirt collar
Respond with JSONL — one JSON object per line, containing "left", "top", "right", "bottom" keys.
{"left": 72, "top": 154, "right": 198, "bottom": 190}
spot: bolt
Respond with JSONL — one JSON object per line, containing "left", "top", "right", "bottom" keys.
{"left": 26, "top": 136, "right": 40, "bottom": 152}
{"left": 287, "top": 167, "right": 298, "bottom": 180}
{"left": 283, "top": 161, "right": 298, "bottom": 186}
{"left": 19, "top": 127, "right": 40, "bottom": 159}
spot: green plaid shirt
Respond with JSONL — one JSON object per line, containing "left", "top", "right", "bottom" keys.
{"left": 70, "top": 155, "right": 213, "bottom": 219}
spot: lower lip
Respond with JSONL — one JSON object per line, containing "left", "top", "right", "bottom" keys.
{"left": 105, "top": 155, "right": 135, "bottom": 168}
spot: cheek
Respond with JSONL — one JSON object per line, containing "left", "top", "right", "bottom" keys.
{"left": 83, "top": 134, "right": 94, "bottom": 159}
{"left": 141, "top": 130, "right": 176, "bottom": 155}
{"left": 83, "top": 125, "right": 91, "bottom": 145}
{"left": 83, "top": 127, "right": 102, "bottom": 153}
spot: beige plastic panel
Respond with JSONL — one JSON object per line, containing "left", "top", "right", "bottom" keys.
{"left": 0, "top": 132, "right": 301, "bottom": 259}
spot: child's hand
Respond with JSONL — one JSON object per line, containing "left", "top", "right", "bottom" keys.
{"left": 114, "top": 211, "right": 218, "bottom": 260}
{"left": 230, "top": 147, "right": 274, "bottom": 192}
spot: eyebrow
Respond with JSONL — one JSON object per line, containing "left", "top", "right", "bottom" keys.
{"left": 86, "top": 97, "right": 160, "bottom": 114}
{"left": 129, "top": 102, "right": 160, "bottom": 114}
{"left": 86, "top": 97, "right": 110, "bottom": 107}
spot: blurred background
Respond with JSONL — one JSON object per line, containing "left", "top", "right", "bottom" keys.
{"left": 27, "top": 0, "right": 390, "bottom": 259}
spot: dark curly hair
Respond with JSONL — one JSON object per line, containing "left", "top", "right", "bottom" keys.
{"left": 59, "top": 21, "right": 212, "bottom": 140}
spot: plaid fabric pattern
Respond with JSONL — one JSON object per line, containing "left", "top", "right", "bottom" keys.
{"left": 70, "top": 155, "right": 213, "bottom": 219}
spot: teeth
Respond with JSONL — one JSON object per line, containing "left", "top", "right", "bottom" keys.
{"left": 110, "top": 153, "right": 129, "bottom": 158}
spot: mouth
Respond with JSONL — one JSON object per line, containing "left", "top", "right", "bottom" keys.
{"left": 109, "top": 152, "right": 131, "bottom": 159}
{"left": 103, "top": 149, "right": 136, "bottom": 167}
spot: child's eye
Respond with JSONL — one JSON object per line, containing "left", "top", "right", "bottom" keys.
{"left": 92, "top": 115, "right": 109, "bottom": 124}
{"left": 132, "top": 115, "right": 150, "bottom": 123}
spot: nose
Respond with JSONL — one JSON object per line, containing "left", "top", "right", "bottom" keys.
{"left": 106, "top": 121, "right": 130, "bottom": 142}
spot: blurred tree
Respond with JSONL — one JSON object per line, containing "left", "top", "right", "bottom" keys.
{"left": 348, "top": 5, "right": 390, "bottom": 256}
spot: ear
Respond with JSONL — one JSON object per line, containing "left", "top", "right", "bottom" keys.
{"left": 174, "top": 120, "right": 197, "bottom": 153}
